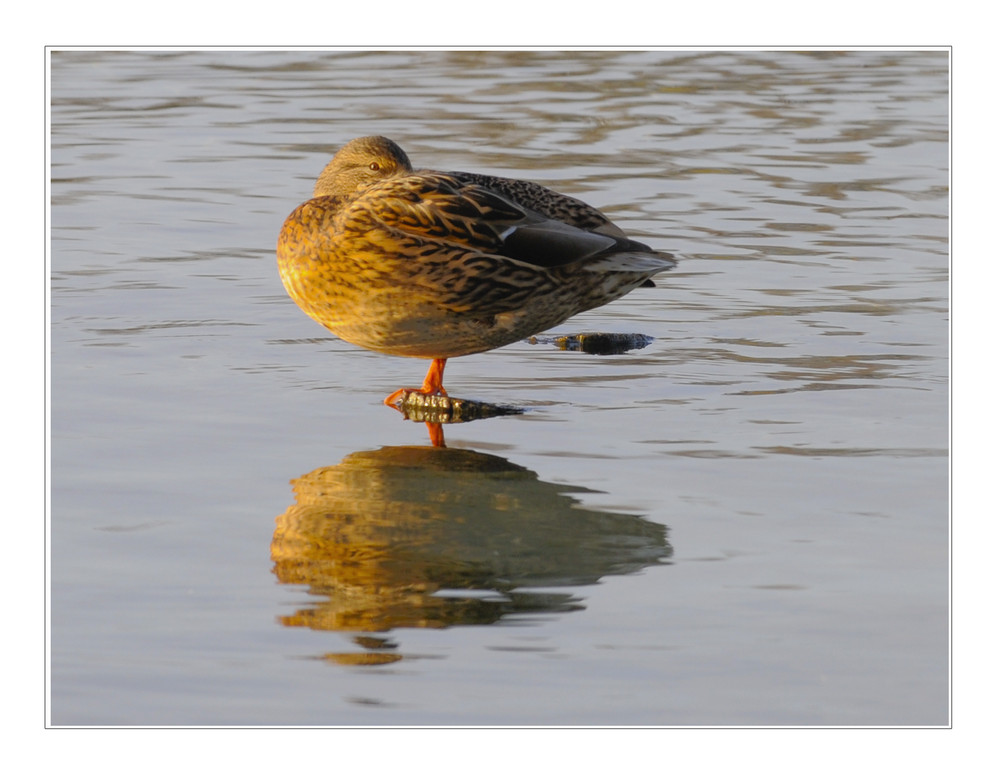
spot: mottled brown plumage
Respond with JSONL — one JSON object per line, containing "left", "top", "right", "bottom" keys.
{"left": 277, "top": 136, "right": 678, "bottom": 403}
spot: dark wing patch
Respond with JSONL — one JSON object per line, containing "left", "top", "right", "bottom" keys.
{"left": 495, "top": 219, "right": 621, "bottom": 268}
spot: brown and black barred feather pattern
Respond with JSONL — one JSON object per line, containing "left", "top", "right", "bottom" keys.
{"left": 277, "top": 136, "right": 677, "bottom": 360}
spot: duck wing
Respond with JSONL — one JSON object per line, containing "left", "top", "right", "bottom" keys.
{"left": 447, "top": 171, "right": 628, "bottom": 238}
{"left": 447, "top": 171, "right": 677, "bottom": 275}
{"left": 342, "top": 171, "right": 672, "bottom": 273}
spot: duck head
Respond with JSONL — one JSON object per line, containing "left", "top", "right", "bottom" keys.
{"left": 313, "top": 136, "right": 414, "bottom": 197}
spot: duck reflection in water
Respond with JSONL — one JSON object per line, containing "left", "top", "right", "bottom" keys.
{"left": 271, "top": 445, "right": 671, "bottom": 665}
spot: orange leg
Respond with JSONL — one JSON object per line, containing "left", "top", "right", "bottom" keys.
{"left": 425, "top": 421, "right": 445, "bottom": 448}
{"left": 419, "top": 357, "right": 448, "bottom": 395}
{"left": 383, "top": 358, "right": 449, "bottom": 407}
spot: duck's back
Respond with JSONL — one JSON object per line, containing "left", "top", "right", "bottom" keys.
{"left": 445, "top": 170, "right": 626, "bottom": 237}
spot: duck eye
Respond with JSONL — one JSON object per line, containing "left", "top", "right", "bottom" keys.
{"left": 369, "top": 162, "right": 381, "bottom": 171}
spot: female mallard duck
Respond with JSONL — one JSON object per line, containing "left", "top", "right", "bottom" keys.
{"left": 277, "top": 136, "right": 677, "bottom": 405}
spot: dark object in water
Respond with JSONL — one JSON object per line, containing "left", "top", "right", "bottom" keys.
{"left": 530, "top": 332, "right": 655, "bottom": 355}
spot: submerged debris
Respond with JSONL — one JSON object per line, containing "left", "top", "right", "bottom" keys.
{"left": 528, "top": 332, "right": 655, "bottom": 355}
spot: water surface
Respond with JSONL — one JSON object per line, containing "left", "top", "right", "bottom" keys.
{"left": 49, "top": 49, "right": 948, "bottom": 726}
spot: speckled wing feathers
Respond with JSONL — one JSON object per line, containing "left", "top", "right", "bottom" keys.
{"left": 342, "top": 171, "right": 650, "bottom": 273}
{"left": 343, "top": 173, "right": 523, "bottom": 253}
{"left": 447, "top": 171, "right": 624, "bottom": 235}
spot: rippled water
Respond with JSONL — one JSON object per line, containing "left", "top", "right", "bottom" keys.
{"left": 49, "top": 49, "right": 948, "bottom": 726}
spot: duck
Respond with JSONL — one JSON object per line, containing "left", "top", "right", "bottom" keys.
{"left": 277, "top": 135, "right": 677, "bottom": 406}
